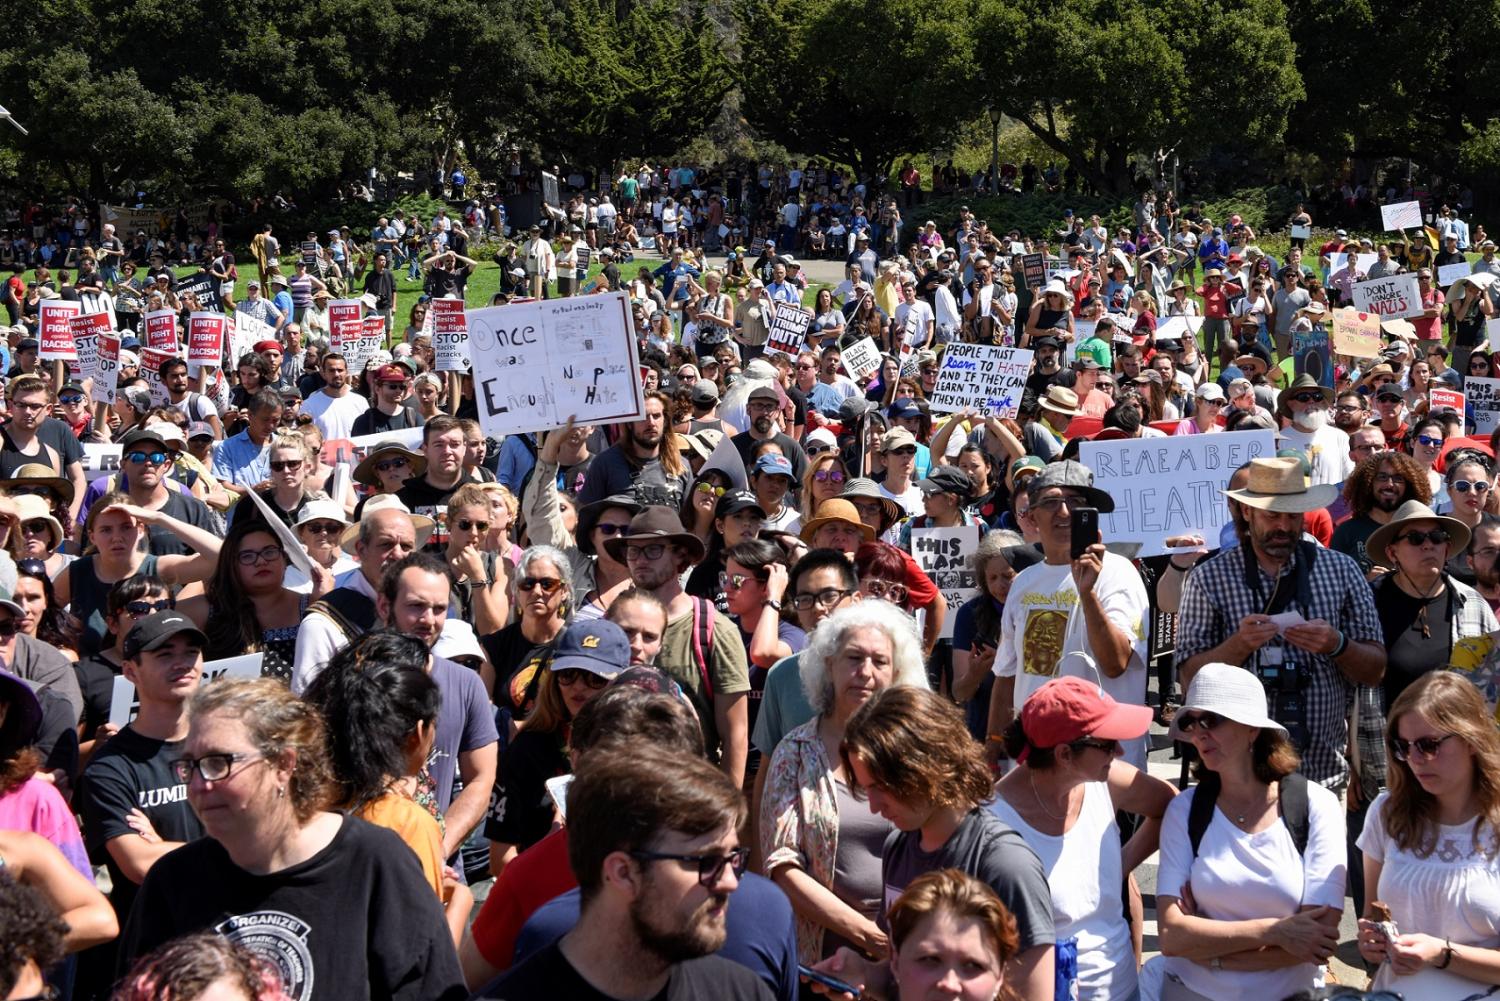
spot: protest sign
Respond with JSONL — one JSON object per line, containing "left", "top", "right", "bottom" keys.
{"left": 300, "top": 240, "right": 318, "bottom": 265}
{"left": 927, "top": 343, "right": 1034, "bottom": 419}
{"left": 109, "top": 654, "right": 265, "bottom": 728}
{"left": 1078, "top": 429, "right": 1277, "bottom": 557}
{"left": 187, "top": 312, "right": 227, "bottom": 366}
{"left": 764, "top": 303, "right": 813, "bottom": 359}
{"left": 174, "top": 272, "right": 221, "bottom": 312}
{"left": 140, "top": 347, "right": 175, "bottom": 404}
{"left": 1439, "top": 262, "right": 1473, "bottom": 288}
{"left": 469, "top": 291, "right": 646, "bottom": 437}
{"left": 1352, "top": 273, "right": 1424, "bottom": 320}
{"left": 1327, "top": 252, "right": 1378, "bottom": 275}
{"left": 1154, "top": 316, "right": 1204, "bottom": 343}
{"left": 144, "top": 309, "right": 179, "bottom": 351}
{"left": 839, "top": 337, "right": 882, "bottom": 382}
{"left": 1009, "top": 241, "right": 1027, "bottom": 256}
{"left": 575, "top": 246, "right": 591, "bottom": 272}
{"left": 319, "top": 426, "right": 424, "bottom": 469}
{"left": 346, "top": 317, "right": 386, "bottom": 375}
{"left": 1290, "top": 224, "right": 1311, "bottom": 240}
{"left": 748, "top": 237, "right": 766, "bottom": 258}
{"left": 1431, "top": 386, "right": 1465, "bottom": 414}
{"left": 93, "top": 331, "right": 120, "bottom": 406}
{"left": 82, "top": 443, "right": 122, "bottom": 480}
{"left": 1292, "top": 324, "right": 1332, "bottom": 387}
{"left": 910, "top": 525, "right": 979, "bottom": 640}
{"left": 1489, "top": 318, "right": 1500, "bottom": 353}
{"left": 1330, "top": 308, "right": 1382, "bottom": 357}
{"left": 37, "top": 299, "right": 81, "bottom": 361}
{"left": 1021, "top": 253, "right": 1045, "bottom": 290}
{"left": 1469, "top": 377, "right": 1500, "bottom": 435}
{"left": 329, "top": 299, "right": 363, "bottom": 354}
{"left": 1381, "top": 201, "right": 1423, "bottom": 232}
{"left": 70, "top": 311, "right": 111, "bottom": 383}
{"left": 431, "top": 299, "right": 470, "bottom": 372}
{"left": 231, "top": 310, "right": 272, "bottom": 364}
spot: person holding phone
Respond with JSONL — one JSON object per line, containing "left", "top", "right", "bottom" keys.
{"left": 983, "top": 461, "right": 1150, "bottom": 771}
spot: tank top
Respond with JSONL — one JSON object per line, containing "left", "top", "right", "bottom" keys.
{"left": 73, "top": 553, "right": 160, "bottom": 657}
{"left": 1037, "top": 306, "right": 1070, "bottom": 331}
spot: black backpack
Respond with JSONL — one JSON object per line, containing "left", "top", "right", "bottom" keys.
{"left": 1188, "top": 769, "right": 1310, "bottom": 858}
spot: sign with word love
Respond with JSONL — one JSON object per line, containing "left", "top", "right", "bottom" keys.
{"left": 432, "top": 298, "right": 470, "bottom": 372}
{"left": 927, "top": 343, "right": 1034, "bottom": 419}
{"left": 187, "top": 312, "right": 227, "bottom": 366}
{"left": 1330, "top": 308, "right": 1382, "bottom": 358}
{"left": 764, "top": 303, "right": 813, "bottom": 359}
{"left": 1352, "top": 273, "right": 1424, "bottom": 320}
{"left": 469, "top": 290, "right": 645, "bottom": 437}
{"left": 37, "top": 299, "right": 81, "bottom": 361}
{"left": 910, "top": 526, "right": 979, "bottom": 640}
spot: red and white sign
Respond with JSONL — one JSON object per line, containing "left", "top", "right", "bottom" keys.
{"left": 93, "top": 331, "right": 121, "bottom": 406}
{"left": 38, "top": 299, "right": 81, "bottom": 362}
{"left": 144, "top": 309, "right": 179, "bottom": 351}
{"left": 70, "top": 311, "right": 113, "bottom": 384}
{"left": 140, "top": 347, "right": 176, "bottom": 405}
{"left": 329, "top": 299, "right": 363, "bottom": 355}
{"left": 431, "top": 299, "right": 469, "bottom": 372}
{"left": 187, "top": 312, "right": 227, "bottom": 366}
{"left": 1431, "top": 386, "right": 1465, "bottom": 414}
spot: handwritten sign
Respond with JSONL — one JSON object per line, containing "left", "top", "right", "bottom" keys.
{"left": 765, "top": 303, "right": 813, "bottom": 359}
{"left": 109, "top": 654, "right": 266, "bottom": 728}
{"left": 1431, "top": 386, "right": 1465, "bottom": 415}
{"left": 1468, "top": 377, "right": 1500, "bottom": 435}
{"left": 910, "top": 525, "right": 979, "bottom": 640}
{"left": 469, "top": 290, "right": 646, "bottom": 437}
{"left": 1078, "top": 429, "right": 1277, "bottom": 557}
{"left": 1328, "top": 252, "right": 1378, "bottom": 276}
{"left": 927, "top": 343, "right": 1034, "bottom": 419}
{"left": 1330, "top": 308, "right": 1382, "bottom": 358}
{"left": 37, "top": 299, "right": 81, "bottom": 361}
{"left": 1381, "top": 200, "right": 1423, "bottom": 232}
{"left": 144, "top": 309, "right": 178, "bottom": 351}
{"left": 187, "top": 312, "right": 227, "bottom": 366}
{"left": 1290, "top": 224, "right": 1311, "bottom": 240}
{"left": 93, "top": 331, "right": 120, "bottom": 406}
{"left": 1438, "top": 262, "right": 1473, "bottom": 288}
{"left": 839, "top": 336, "right": 882, "bottom": 382}
{"left": 1489, "top": 318, "right": 1500, "bottom": 353}
{"left": 431, "top": 298, "right": 470, "bottom": 372}
{"left": 231, "top": 310, "right": 273, "bottom": 365}
{"left": 1352, "top": 273, "right": 1424, "bottom": 320}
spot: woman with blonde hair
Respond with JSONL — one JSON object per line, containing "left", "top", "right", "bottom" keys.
{"left": 1356, "top": 671, "right": 1500, "bottom": 997}
{"left": 799, "top": 450, "right": 849, "bottom": 524}
{"left": 887, "top": 869, "right": 1022, "bottom": 1001}
{"left": 229, "top": 428, "right": 319, "bottom": 529}
{"left": 445, "top": 482, "right": 509, "bottom": 635}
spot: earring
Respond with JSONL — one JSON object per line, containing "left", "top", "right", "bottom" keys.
{"left": 276, "top": 785, "right": 286, "bottom": 798}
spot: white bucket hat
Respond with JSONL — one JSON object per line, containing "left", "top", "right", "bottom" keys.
{"left": 1168, "top": 662, "right": 1287, "bottom": 741}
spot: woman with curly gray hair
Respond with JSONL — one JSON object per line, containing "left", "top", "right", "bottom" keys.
{"left": 759, "top": 601, "right": 928, "bottom": 964}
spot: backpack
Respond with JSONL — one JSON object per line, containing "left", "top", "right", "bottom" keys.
{"left": 306, "top": 587, "right": 380, "bottom": 644}
{"left": 688, "top": 596, "right": 717, "bottom": 699}
{"left": 1188, "top": 769, "right": 1310, "bottom": 858}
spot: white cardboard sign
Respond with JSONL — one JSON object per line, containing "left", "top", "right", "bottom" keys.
{"left": 927, "top": 343, "right": 1034, "bottom": 419}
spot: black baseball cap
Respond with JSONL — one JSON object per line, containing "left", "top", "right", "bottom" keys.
{"left": 716, "top": 490, "right": 766, "bottom": 519}
{"left": 917, "top": 466, "right": 974, "bottom": 498}
{"left": 120, "top": 427, "right": 170, "bottom": 451}
{"left": 124, "top": 611, "right": 207, "bottom": 660}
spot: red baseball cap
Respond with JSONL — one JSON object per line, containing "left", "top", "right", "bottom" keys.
{"left": 1016, "top": 677, "right": 1151, "bottom": 760}
{"left": 373, "top": 364, "right": 409, "bottom": 384}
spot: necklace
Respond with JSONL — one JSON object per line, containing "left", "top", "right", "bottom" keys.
{"left": 1399, "top": 569, "right": 1445, "bottom": 639}
{"left": 1221, "top": 784, "right": 1279, "bottom": 825}
{"left": 1028, "top": 769, "right": 1068, "bottom": 822}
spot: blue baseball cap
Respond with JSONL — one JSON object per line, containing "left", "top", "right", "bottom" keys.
{"left": 549, "top": 620, "right": 631, "bottom": 679}
{"left": 753, "top": 454, "right": 794, "bottom": 478}
{"left": 888, "top": 397, "right": 923, "bottom": 420}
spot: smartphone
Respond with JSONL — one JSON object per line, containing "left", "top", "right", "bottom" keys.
{"left": 1071, "top": 506, "right": 1099, "bottom": 559}
{"left": 798, "top": 964, "right": 862, "bottom": 998}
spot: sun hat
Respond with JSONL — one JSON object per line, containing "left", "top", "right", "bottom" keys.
{"left": 293, "top": 498, "right": 350, "bottom": 532}
{"left": 340, "top": 495, "right": 435, "bottom": 553}
{"left": 799, "top": 498, "right": 876, "bottom": 545}
{"left": 9, "top": 494, "right": 64, "bottom": 551}
{"left": 1363, "top": 499, "right": 1471, "bottom": 569}
{"left": 1017, "top": 677, "right": 1153, "bottom": 761}
{"left": 433, "top": 619, "right": 485, "bottom": 664}
{"left": 1038, "top": 386, "right": 1083, "bottom": 418}
{"left": 840, "top": 478, "right": 904, "bottom": 529}
{"left": 1222, "top": 456, "right": 1338, "bottom": 513}
{"left": 602, "top": 506, "right": 706, "bottom": 564}
{"left": 0, "top": 463, "right": 76, "bottom": 505}
{"left": 1169, "top": 662, "right": 1287, "bottom": 741}
{"left": 352, "top": 440, "right": 427, "bottom": 487}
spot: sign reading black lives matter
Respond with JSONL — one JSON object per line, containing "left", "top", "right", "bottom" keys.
{"left": 764, "top": 303, "right": 813, "bottom": 359}
{"left": 911, "top": 526, "right": 979, "bottom": 639}
{"left": 927, "top": 344, "right": 1034, "bottom": 419}
{"left": 468, "top": 291, "right": 645, "bottom": 437}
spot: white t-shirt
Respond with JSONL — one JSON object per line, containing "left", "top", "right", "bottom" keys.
{"left": 1275, "top": 423, "right": 1351, "bottom": 486}
{"left": 781, "top": 202, "right": 800, "bottom": 229}
{"left": 994, "top": 553, "right": 1150, "bottom": 768}
{"left": 301, "top": 389, "right": 371, "bottom": 442}
{"left": 934, "top": 285, "right": 961, "bottom": 329}
{"left": 1157, "top": 782, "right": 1346, "bottom": 1001}
{"left": 1358, "top": 791, "right": 1500, "bottom": 997}
{"left": 893, "top": 300, "right": 934, "bottom": 348}
{"left": 661, "top": 206, "right": 677, "bottom": 233}
{"left": 990, "top": 783, "right": 1135, "bottom": 1001}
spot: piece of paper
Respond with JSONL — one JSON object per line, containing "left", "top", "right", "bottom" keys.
{"left": 1290, "top": 224, "right": 1311, "bottom": 240}
{"left": 1438, "top": 262, "right": 1473, "bottom": 287}
{"left": 1380, "top": 201, "right": 1423, "bottom": 232}
{"left": 1268, "top": 611, "right": 1306, "bottom": 634}
{"left": 244, "top": 486, "right": 316, "bottom": 576}
{"left": 1330, "top": 308, "right": 1382, "bottom": 358}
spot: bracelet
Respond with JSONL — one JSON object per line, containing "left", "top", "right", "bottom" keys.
{"left": 1168, "top": 560, "right": 1195, "bottom": 572}
{"left": 985, "top": 734, "right": 1006, "bottom": 745}
{"left": 1330, "top": 630, "right": 1349, "bottom": 658}
{"left": 1438, "top": 939, "right": 1454, "bottom": 969}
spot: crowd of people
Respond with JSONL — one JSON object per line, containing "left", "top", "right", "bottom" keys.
{"left": 5, "top": 173, "right": 1500, "bottom": 1001}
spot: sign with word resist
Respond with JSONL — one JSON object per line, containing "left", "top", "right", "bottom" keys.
{"left": 70, "top": 311, "right": 112, "bottom": 384}
{"left": 764, "top": 303, "right": 813, "bottom": 359}
{"left": 1351, "top": 273, "right": 1424, "bottom": 320}
{"left": 329, "top": 299, "right": 363, "bottom": 355}
{"left": 927, "top": 344, "right": 1034, "bottom": 419}
{"left": 140, "top": 347, "right": 176, "bottom": 405}
{"left": 910, "top": 525, "right": 979, "bottom": 640}
{"left": 469, "top": 291, "right": 645, "bottom": 437}
{"left": 110, "top": 654, "right": 265, "bottom": 728}
{"left": 432, "top": 298, "right": 470, "bottom": 372}
{"left": 1469, "top": 377, "right": 1500, "bottom": 435}
{"left": 1077, "top": 429, "right": 1277, "bottom": 557}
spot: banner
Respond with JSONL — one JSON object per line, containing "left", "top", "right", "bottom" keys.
{"left": 927, "top": 343, "right": 1034, "bottom": 419}
{"left": 432, "top": 299, "right": 470, "bottom": 372}
{"left": 38, "top": 299, "right": 81, "bottom": 361}
{"left": 319, "top": 426, "right": 425, "bottom": 470}
{"left": 910, "top": 525, "right": 979, "bottom": 640}
{"left": 1352, "top": 273, "right": 1424, "bottom": 320}
{"left": 328, "top": 299, "right": 364, "bottom": 355}
{"left": 187, "top": 311, "right": 227, "bottom": 366}
{"left": 82, "top": 443, "right": 123, "bottom": 480}
{"left": 144, "top": 309, "right": 178, "bottom": 351}
{"left": 1380, "top": 200, "right": 1423, "bottom": 232}
{"left": 93, "top": 331, "right": 120, "bottom": 406}
{"left": 1021, "top": 253, "right": 1045, "bottom": 290}
{"left": 1078, "top": 429, "right": 1278, "bottom": 557}
{"left": 1330, "top": 308, "right": 1381, "bottom": 357}
{"left": 764, "top": 303, "right": 813, "bottom": 359}
{"left": 140, "top": 347, "right": 175, "bottom": 404}
{"left": 839, "top": 337, "right": 882, "bottom": 382}
{"left": 70, "top": 311, "right": 111, "bottom": 385}
{"left": 1469, "top": 377, "right": 1500, "bottom": 435}
{"left": 469, "top": 291, "right": 646, "bottom": 437}
{"left": 1438, "top": 262, "right": 1472, "bottom": 288}
{"left": 174, "top": 272, "right": 221, "bottom": 312}
{"left": 109, "top": 654, "right": 265, "bottom": 728}
{"left": 1431, "top": 386, "right": 1465, "bottom": 414}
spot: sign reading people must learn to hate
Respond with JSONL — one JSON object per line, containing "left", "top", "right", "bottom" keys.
{"left": 468, "top": 291, "right": 645, "bottom": 437}
{"left": 928, "top": 344, "right": 1034, "bottom": 420}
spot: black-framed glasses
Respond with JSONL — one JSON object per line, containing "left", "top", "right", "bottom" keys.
{"left": 1390, "top": 733, "right": 1456, "bottom": 762}
{"left": 123, "top": 598, "right": 174, "bottom": 616}
{"left": 625, "top": 543, "right": 668, "bottom": 561}
{"left": 518, "top": 576, "right": 563, "bottom": 594}
{"left": 455, "top": 518, "right": 490, "bottom": 533}
{"left": 1394, "top": 528, "right": 1451, "bottom": 547}
{"left": 554, "top": 667, "right": 608, "bottom": 689}
{"left": 629, "top": 846, "right": 749, "bottom": 886}
{"left": 1176, "top": 711, "right": 1225, "bottom": 734}
{"left": 860, "top": 578, "right": 908, "bottom": 602}
{"left": 170, "top": 752, "right": 265, "bottom": 783}
{"left": 125, "top": 450, "right": 169, "bottom": 466}
{"left": 792, "top": 587, "right": 853, "bottom": 612}
{"left": 236, "top": 545, "right": 285, "bottom": 566}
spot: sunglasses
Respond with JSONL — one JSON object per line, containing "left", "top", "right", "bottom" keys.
{"left": 58, "top": 393, "right": 84, "bottom": 404}
{"left": 374, "top": 457, "right": 409, "bottom": 473}
{"left": 1070, "top": 737, "right": 1118, "bottom": 753}
{"left": 1389, "top": 733, "right": 1455, "bottom": 762}
{"left": 301, "top": 520, "right": 344, "bottom": 535}
{"left": 813, "top": 469, "right": 845, "bottom": 484}
{"left": 861, "top": 578, "right": 908, "bottom": 602}
{"left": 455, "top": 519, "right": 490, "bottom": 533}
{"left": 887, "top": 446, "right": 918, "bottom": 457}
{"left": 518, "top": 576, "right": 563, "bottom": 594}
{"left": 1290, "top": 392, "right": 1325, "bottom": 404}
{"left": 1416, "top": 435, "right": 1444, "bottom": 448}
{"left": 554, "top": 667, "right": 608, "bottom": 689}
{"left": 124, "top": 450, "right": 169, "bottom": 466}
{"left": 719, "top": 570, "right": 763, "bottom": 591}
{"left": 1175, "top": 711, "right": 1225, "bottom": 734}
{"left": 1452, "top": 479, "right": 1491, "bottom": 494}
{"left": 629, "top": 846, "right": 749, "bottom": 887}
{"left": 18, "top": 519, "right": 52, "bottom": 536}
{"left": 269, "top": 460, "right": 302, "bottom": 472}
{"left": 695, "top": 482, "right": 727, "bottom": 496}
{"left": 123, "top": 598, "right": 175, "bottom": 616}
{"left": 1394, "top": 528, "right": 1451, "bottom": 547}
{"left": 595, "top": 522, "right": 633, "bottom": 537}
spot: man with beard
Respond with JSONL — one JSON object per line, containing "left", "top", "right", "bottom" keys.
{"left": 300, "top": 351, "right": 370, "bottom": 441}
{"left": 805, "top": 346, "right": 857, "bottom": 416}
{"left": 1176, "top": 456, "right": 1385, "bottom": 790}
{"left": 398, "top": 415, "right": 468, "bottom": 546}
{"left": 483, "top": 746, "right": 773, "bottom": 1001}
{"left": 731, "top": 385, "right": 806, "bottom": 483}
{"left": 1274, "top": 373, "right": 1351, "bottom": 486}
{"left": 1468, "top": 516, "right": 1500, "bottom": 614}
{"left": 1331, "top": 390, "right": 1370, "bottom": 435}
{"left": 1024, "top": 335, "right": 1063, "bottom": 399}
{"left": 1331, "top": 450, "right": 1430, "bottom": 573}
{"left": 577, "top": 393, "right": 691, "bottom": 509}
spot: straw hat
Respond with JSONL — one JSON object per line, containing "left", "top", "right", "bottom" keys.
{"left": 9, "top": 494, "right": 64, "bottom": 551}
{"left": 1363, "top": 499, "right": 1471, "bottom": 569}
{"left": 1222, "top": 457, "right": 1338, "bottom": 513}
{"left": 340, "top": 495, "right": 434, "bottom": 553}
{"left": 1038, "top": 386, "right": 1082, "bottom": 418}
{"left": 799, "top": 498, "right": 876, "bottom": 545}
{"left": 0, "top": 463, "right": 75, "bottom": 505}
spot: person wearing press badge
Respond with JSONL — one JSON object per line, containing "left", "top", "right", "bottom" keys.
{"left": 1175, "top": 456, "right": 1385, "bottom": 793}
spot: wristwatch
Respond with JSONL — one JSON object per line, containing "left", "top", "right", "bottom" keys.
{"left": 763, "top": 598, "right": 782, "bottom": 611}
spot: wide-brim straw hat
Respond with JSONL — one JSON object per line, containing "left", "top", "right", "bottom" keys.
{"left": 1222, "top": 456, "right": 1337, "bottom": 513}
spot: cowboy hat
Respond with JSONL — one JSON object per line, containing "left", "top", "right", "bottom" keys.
{"left": 340, "top": 495, "right": 434, "bottom": 553}
{"left": 1222, "top": 456, "right": 1338, "bottom": 513}
{"left": 1283, "top": 372, "right": 1334, "bottom": 405}
{"left": 352, "top": 441, "right": 427, "bottom": 487}
{"left": 1364, "top": 499, "right": 1471, "bottom": 569}
{"left": 602, "top": 506, "right": 706, "bottom": 564}
{"left": 799, "top": 498, "right": 876, "bottom": 545}
{"left": 1038, "top": 385, "right": 1082, "bottom": 418}
{"left": 0, "top": 463, "right": 76, "bottom": 505}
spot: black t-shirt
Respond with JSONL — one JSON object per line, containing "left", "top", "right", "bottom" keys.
{"left": 425, "top": 264, "right": 471, "bottom": 300}
{"left": 785, "top": 385, "right": 808, "bottom": 431}
{"left": 482, "top": 728, "right": 567, "bottom": 850}
{"left": 119, "top": 817, "right": 468, "bottom": 1001}
{"left": 362, "top": 269, "right": 397, "bottom": 310}
{"left": 1375, "top": 577, "right": 1453, "bottom": 709}
{"left": 484, "top": 943, "right": 773, "bottom": 1001}
{"left": 397, "top": 475, "right": 460, "bottom": 549}
{"left": 228, "top": 487, "right": 300, "bottom": 531}
{"left": 351, "top": 405, "right": 425, "bottom": 438}
{"left": 1330, "top": 514, "right": 1381, "bottom": 574}
{"left": 0, "top": 427, "right": 61, "bottom": 478}
{"left": 730, "top": 430, "right": 807, "bottom": 483}
{"left": 144, "top": 489, "right": 218, "bottom": 557}
{"left": 481, "top": 621, "right": 555, "bottom": 716}
{"left": 74, "top": 652, "right": 122, "bottom": 741}
{"left": 77, "top": 726, "right": 205, "bottom": 919}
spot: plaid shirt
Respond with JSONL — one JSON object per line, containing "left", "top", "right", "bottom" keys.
{"left": 1175, "top": 541, "right": 1382, "bottom": 789}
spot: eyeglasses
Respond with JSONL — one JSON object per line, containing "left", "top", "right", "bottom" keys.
{"left": 887, "top": 446, "right": 918, "bottom": 457}
{"left": 695, "top": 482, "right": 726, "bottom": 497}
{"left": 1453, "top": 479, "right": 1492, "bottom": 494}
{"left": 9, "top": 486, "right": 55, "bottom": 499}
{"left": 792, "top": 587, "right": 853, "bottom": 611}
{"left": 455, "top": 518, "right": 490, "bottom": 533}
{"left": 123, "top": 599, "right": 174, "bottom": 616}
{"left": 629, "top": 846, "right": 749, "bottom": 887}
{"left": 518, "top": 576, "right": 564, "bottom": 594}
{"left": 1389, "top": 733, "right": 1456, "bottom": 762}
{"left": 813, "top": 469, "right": 845, "bottom": 484}
{"left": 1333, "top": 404, "right": 1364, "bottom": 414}
{"left": 1289, "top": 392, "right": 1325, "bottom": 404}
{"left": 860, "top": 578, "right": 908, "bottom": 602}
{"left": 625, "top": 543, "right": 668, "bottom": 561}
{"left": 554, "top": 667, "right": 608, "bottom": 689}
{"left": 1395, "top": 528, "right": 1451, "bottom": 547}
{"left": 19, "top": 519, "right": 52, "bottom": 536}
{"left": 1175, "top": 711, "right": 1225, "bottom": 734}
{"left": 301, "top": 520, "right": 344, "bottom": 535}
{"left": 125, "top": 450, "right": 169, "bottom": 466}
{"left": 58, "top": 393, "right": 84, "bottom": 404}
{"left": 1416, "top": 435, "right": 1444, "bottom": 448}
{"left": 595, "top": 522, "right": 633, "bottom": 537}
{"left": 170, "top": 752, "right": 265, "bottom": 783}
{"left": 374, "top": 457, "right": 409, "bottom": 473}
{"left": 236, "top": 545, "right": 284, "bottom": 566}
{"left": 269, "top": 460, "right": 302, "bottom": 473}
